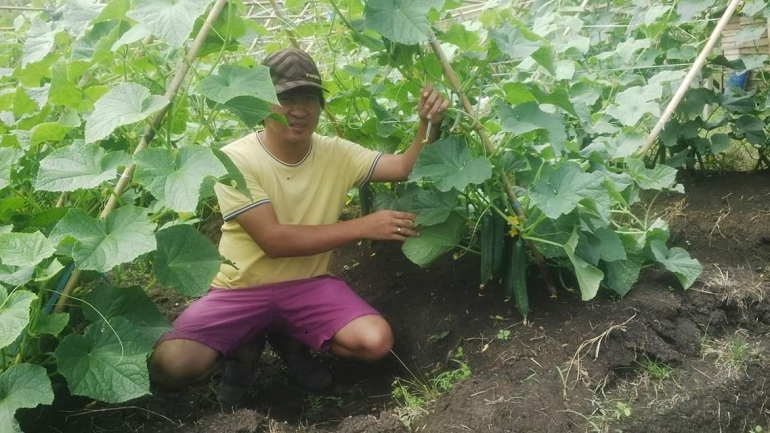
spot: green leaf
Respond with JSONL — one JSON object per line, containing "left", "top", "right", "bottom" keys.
{"left": 55, "top": 317, "right": 150, "bottom": 403}
{"left": 606, "top": 257, "right": 643, "bottom": 297}
{"left": 502, "top": 82, "right": 536, "bottom": 105}
{"left": 34, "top": 142, "right": 129, "bottom": 192}
{"left": 710, "top": 133, "right": 732, "bottom": 154}
{"left": 0, "top": 289, "right": 35, "bottom": 349}
{"left": 127, "top": 0, "right": 215, "bottom": 47}
{"left": 212, "top": 148, "right": 252, "bottom": 200}
{"left": 409, "top": 189, "right": 458, "bottom": 226}
{"left": 0, "top": 232, "right": 55, "bottom": 267}
{"left": 0, "top": 364, "right": 54, "bottom": 433}
{"left": 198, "top": 65, "right": 278, "bottom": 105}
{"left": 735, "top": 24, "right": 766, "bottom": 46}
{"left": 718, "top": 92, "right": 756, "bottom": 114}
{"left": 576, "top": 227, "right": 626, "bottom": 266}
{"left": 221, "top": 95, "right": 273, "bottom": 127}
{"left": 62, "top": 0, "right": 105, "bottom": 38}
{"left": 564, "top": 229, "right": 604, "bottom": 301}
{"left": 734, "top": 115, "right": 766, "bottom": 145}
{"left": 530, "top": 45, "right": 555, "bottom": 75}
{"left": 605, "top": 85, "right": 662, "bottom": 126}
{"left": 153, "top": 225, "right": 224, "bottom": 297}
{"left": 498, "top": 101, "right": 566, "bottom": 153}
{"left": 408, "top": 136, "right": 492, "bottom": 192}
{"left": 85, "top": 83, "right": 169, "bottom": 143}
{"left": 490, "top": 23, "right": 542, "bottom": 61}
{"left": 34, "top": 312, "right": 69, "bottom": 337}
{"left": 529, "top": 163, "right": 608, "bottom": 219}
{"left": 95, "top": 0, "right": 130, "bottom": 22}
{"left": 626, "top": 158, "right": 681, "bottom": 192}
{"left": 438, "top": 23, "right": 481, "bottom": 51}
{"left": 0, "top": 148, "right": 23, "bottom": 190}
{"left": 364, "top": 0, "right": 445, "bottom": 45}
{"left": 741, "top": 0, "right": 765, "bottom": 16}
{"left": 134, "top": 147, "right": 227, "bottom": 213}
{"left": 22, "top": 20, "right": 56, "bottom": 68}
{"left": 402, "top": 212, "right": 465, "bottom": 267}
{"left": 30, "top": 122, "right": 76, "bottom": 146}
{"left": 676, "top": 0, "right": 715, "bottom": 21}
{"left": 49, "top": 207, "right": 156, "bottom": 273}
{"left": 649, "top": 240, "right": 702, "bottom": 289}
{"left": 82, "top": 286, "right": 172, "bottom": 351}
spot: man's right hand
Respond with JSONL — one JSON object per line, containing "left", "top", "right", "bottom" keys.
{"left": 357, "top": 210, "right": 419, "bottom": 241}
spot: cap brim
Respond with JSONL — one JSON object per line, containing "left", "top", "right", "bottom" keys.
{"left": 275, "top": 80, "right": 328, "bottom": 94}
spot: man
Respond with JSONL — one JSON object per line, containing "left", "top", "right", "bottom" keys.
{"left": 149, "top": 48, "right": 449, "bottom": 404}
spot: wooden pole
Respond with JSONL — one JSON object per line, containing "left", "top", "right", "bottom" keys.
{"left": 639, "top": 0, "right": 741, "bottom": 155}
{"left": 54, "top": 0, "right": 230, "bottom": 313}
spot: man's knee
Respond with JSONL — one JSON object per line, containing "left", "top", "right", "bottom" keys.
{"left": 149, "top": 339, "right": 219, "bottom": 390}
{"left": 358, "top": 322, "right": 394, "bottom": 361}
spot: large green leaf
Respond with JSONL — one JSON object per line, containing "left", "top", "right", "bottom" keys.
{"left": 221, "top": 96, "right": 273, "bottom": 127}
{"left": 0, "top": 364, "right": 54, "bottom": 433}
{"left": 0, "top": 289, "right": 35, "bottom": 349}
{"left": 734, "top": 115, "right": 766, "bottom": 145}
{"left": 490, "top": 23, "right": 542, "bottom": 61}
{"left": 49, "top": 207, "right": 156, "bottom": 273}
{"left": 198, "top": 65, "right": 278, "bottom": 105}
{"left": 0, "top": 232, "right": 55, "bottom": 267}
{"left": 33, "top": 312, "right": 70, "bottom": 337}
{"left": 30, "top": 121, "right": 77, "bottom": 146}
{"left": 625, "top": 158, "right": 682, "bottom": 192}
{"left": 606, "top": 257, "right": 643, "bottom": 297}
{"left": 0, "top": 265, "right": 35, "bottom": 288}
{"left": 605, "top": 85, "right": 662, "bottom": 126}
{"left": 134, "top": 147, "right": 227, "bottom": 213}
{"left": 55, "top": 317, "right": 150, "bottom": 403}
{"left": 408, "top": 136, "right": 492, "bottom": 192}
{"left": 676, "top": 0, "right": 715, "bottom": 21}
{"left": 529, "top": 163, "right": 608, "bottom": 219}
{"left": 364, "top": 0, "right": 445, "bottom": 45}
{"left": 127, "top": 0, "right": 214, "bottom": 47}
{"left": 575, "top": 227, "right": 626, "bottom": 266}
{"left": 83, "top": 286, "right": 172, "bottom": 351}
{"left": 0, "top": 148, "right": 23, "bottom": 190}
{"left": 564, "top": 229, "right": 604, "bottom": 301}
{"left": 22, "top": 20, "right": 55, "bottom": 68}
{"left": 85, "top": 83, "right": 169, "bottom": 143}
{"left": 34, "top": 142, "right": 129, "bottom": 192}
{"left": 62, "top": 0, "right": 105, "bottom": 38}
{"left": 649, "top": 240, "right": 702, "bottom": 289}
{"left": 409, "top": 189, "right": 459, "bottom": 227}
{"left": 153, "top": 225, "right": 224, "bottom": 297}
{"left": 735, "top": 24, "right": 766, "bottom": 46}
{"left": 498, "top": 101, "right": 566, "bottom": 153}
{"left": 402, "top": 213, "right": 465, "bottom": 267}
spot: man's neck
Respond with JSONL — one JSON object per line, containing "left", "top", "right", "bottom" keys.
{"left": 259, "top": 130, "right": 312, "bottom": 165}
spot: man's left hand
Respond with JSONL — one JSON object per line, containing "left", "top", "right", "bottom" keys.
{"left": 418, "top": 83, "right": 450, "bottom": 125}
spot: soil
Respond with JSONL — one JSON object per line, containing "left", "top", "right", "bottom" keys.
{"left": 19, "top": 171, "right": 770, "bottom": 433}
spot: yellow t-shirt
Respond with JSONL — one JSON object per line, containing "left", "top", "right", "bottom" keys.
{"left": 211, "top": 132, "right": 382, "bottom": 289}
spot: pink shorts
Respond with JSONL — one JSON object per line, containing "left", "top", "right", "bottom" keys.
{"left": 157, "top": 276, "right": 380, "bottom": 356}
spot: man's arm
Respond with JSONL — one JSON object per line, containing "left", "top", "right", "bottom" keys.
{"left": 235, "top": 203, "right": 419, "bottom": 258}
{"left": 371, "top": 83, "right": 449, "bottom": 182}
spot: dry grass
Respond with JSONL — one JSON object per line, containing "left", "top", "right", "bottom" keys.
{"left": 701, "top": 329, "right": 764, "bottom": 380}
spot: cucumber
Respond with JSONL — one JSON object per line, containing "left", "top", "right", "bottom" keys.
{"left": 504, "top": 235, "right": 529, "bottom": 319}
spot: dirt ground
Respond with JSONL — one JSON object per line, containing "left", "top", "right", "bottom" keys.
{"left": 20, "top": 171, "right": 770, "bottom": 433}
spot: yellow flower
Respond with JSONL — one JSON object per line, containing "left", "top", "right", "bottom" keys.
{"left": 508, "top": 215, "right": 520, "bottom": 237}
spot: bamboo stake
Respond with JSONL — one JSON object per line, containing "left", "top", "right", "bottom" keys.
{"left": 54, "top": 0, "right": 230, "bottom": 313}
{"left": 639, "top": 0, "right": 741, "bottom": 155}
{"left": 426, "top": 30, "right": 557, "bottom": 297}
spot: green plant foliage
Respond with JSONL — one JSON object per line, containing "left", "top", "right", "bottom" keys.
{"left": 0, "top": 364, "right": 54, "bottom": 433}
{"left": 408, "top": 136, "right": 492, "bottom": 192}
{"left": 153, "top": 224, "right": 224, "bottom": 296}
{"left": 0, "top": 289, "right": 36, "bottom": 349}
{"left": 84, "top": 83, "right": 169, "bottom": 143}
{"left": 34, "top": 142, "right": 130, "bottom": 192}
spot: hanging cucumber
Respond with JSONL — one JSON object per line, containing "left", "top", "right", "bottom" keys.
{"left": 504, "top": 235, "right": 529, "bottom": 320}
{"left": 490, "top": 200, "right": 506, "bottom": 278}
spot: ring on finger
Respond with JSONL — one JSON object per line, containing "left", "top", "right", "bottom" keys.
{"left": 397, "top": 226, "right": 402, "bottom": 234}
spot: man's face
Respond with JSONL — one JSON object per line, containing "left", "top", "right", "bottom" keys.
{"left": 265, "top": 86, "right": 321, "bottom": 143}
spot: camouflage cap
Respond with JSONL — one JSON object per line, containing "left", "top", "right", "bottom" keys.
{"left": 261, "top": 48, "right": 326, "bottom": 94}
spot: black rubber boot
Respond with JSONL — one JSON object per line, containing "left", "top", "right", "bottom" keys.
{"left": 216, "top": 336, "right": 266, "bottom": 406}
{"left": 267, "top": 333, "right": 332, "bottom": 391}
